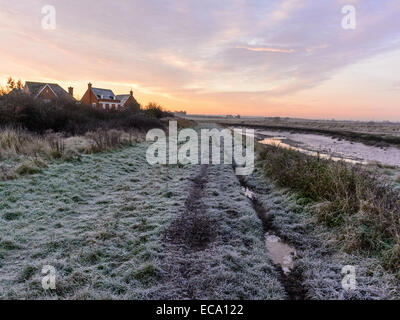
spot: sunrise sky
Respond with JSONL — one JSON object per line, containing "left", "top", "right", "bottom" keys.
{"left": 0, "top": 0, "right": 399, "bottom": 120}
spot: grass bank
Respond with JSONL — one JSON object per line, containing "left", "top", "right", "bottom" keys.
{"left": 257, "top": 143, "right": 400, "bottom": 276}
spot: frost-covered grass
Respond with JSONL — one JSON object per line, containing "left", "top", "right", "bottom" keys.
{"left": 243, "top": 166, "right": 399, "bottom": 299}
{"left": 204, "top": 164, "right": 286, "bottom": 299}
{"left": 0, "top": 143, "right": 193, "bottom": 299}
{"left": 0, "top": 135, "right": 285, "bottom": 299}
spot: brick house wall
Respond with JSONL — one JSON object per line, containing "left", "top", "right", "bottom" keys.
{"left": 80, "top": 83, "right": 99, "bottom": 107}
{"left": 37, "top": 85, "right": 58, "bottom": 100}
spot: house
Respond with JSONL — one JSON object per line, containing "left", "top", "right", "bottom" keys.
{"left": 173, "top": 111, "right": 187, "bottom": 117}
{"left": 116, "top": 90, "right": 139, "bottom": 109}
{"left": 24, "top": 81, "right": 75, "bottom": 101}
{"left": 81, "top": 83, "right": 139, "bottom": 111}
{"left": 80, "top": 83, "right": 120, "bottom": 110}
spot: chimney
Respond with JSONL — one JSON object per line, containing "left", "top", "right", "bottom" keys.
{"left": 130, "top": 89, "right": 133, "bottom": 97}
{"left": 88, "top": 82, "right": 92, "bottom": 89}
{"left": 68, "top": 87, "right": 74, "bottom": 97}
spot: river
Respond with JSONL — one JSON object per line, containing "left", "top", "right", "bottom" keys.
{"left": 233, "top": 127, "right": 400, "bottom": 168}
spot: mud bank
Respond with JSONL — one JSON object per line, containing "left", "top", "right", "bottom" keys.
{"left": 232, "top": 127, "right": 400, "bottom": 168}
{"left": 225, "top": 123, "right": 400, "bottom": 148}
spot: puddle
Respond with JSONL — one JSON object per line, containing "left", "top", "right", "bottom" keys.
{"left": 242, "top": 187, "right": 256, "bottom": 200}
{"left": 237, "top": 162, "right": 306, "bottom": 298}
{"left": 259, "top": 137, "right": 367, "bottom": 165}
{"left": 242, "top": 184, "right": 297, "bottom": 275}
{"left": 265, "top": 234, "right": 297, "bottom": 275}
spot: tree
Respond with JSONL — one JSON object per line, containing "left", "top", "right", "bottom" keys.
{"left": 4, "top": 77, "right": 23, "bottom": 93}
{"left": 16, "top": 79, "right": 23, "bottom": 90}
{"left": 7, "top": 77, "right": 16, "bottom": 92}
{"left": 0, "top": 85, "right": 6, "bottom": 96}
{"left": 144, "top": 102, "right": 165, "bottom": 118}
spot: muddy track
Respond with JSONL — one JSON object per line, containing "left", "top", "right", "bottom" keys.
{"left": 237, "top": 175, "right": 307, "bottom": 300}
{"left": 162, "top": 165, "right": 218, "bottom": 299}
{"left": 165, "top": 165, "right": 214, "bottom": 251}
{"left": 162, "top": 161, "right": 307, "bottom": 300}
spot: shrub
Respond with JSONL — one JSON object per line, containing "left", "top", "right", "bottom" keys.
{"left": 143, "top": 102, "right": 172, "bottom": 119}
{"left": 0, "top": 94, "right": 166, "bottom": 135}
{"left": 85, "top": 129, "right": 124, "bottom": 153}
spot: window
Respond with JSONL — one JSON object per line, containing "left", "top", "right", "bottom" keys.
{"left": 92, "top": 103, "right": 96, "bottom": 108}
{"left": 106, "top": 104, "right": 109, "bottom": 110}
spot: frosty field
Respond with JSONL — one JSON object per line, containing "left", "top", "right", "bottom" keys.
{"left": 0, "top": 131, "right": 398, "bottom": 300}
{"left": 0, "top": 141, "right": 284, "bottom": 299}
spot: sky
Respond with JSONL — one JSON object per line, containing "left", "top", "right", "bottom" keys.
{"left": 0, "top": 0, "right": 399, "bottom": 120}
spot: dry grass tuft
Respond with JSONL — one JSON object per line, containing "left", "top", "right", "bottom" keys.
{"left": 14, "top": 159, "right": 46, "bottom": 176}
{"left": 0, "top": 127, "right": 143, "bottom": 180}
{"left": 84, "top": 129, "right": 140, "bottom": 153}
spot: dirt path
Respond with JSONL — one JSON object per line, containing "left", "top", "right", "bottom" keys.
{"left": 162, "top": 165, "right": 216, "bottom": 299}
{"left": 166, "top": 165, "right": 213, "bottom": 251}
{"left": 159, "top": 163, "right": 286, "bottom": 299}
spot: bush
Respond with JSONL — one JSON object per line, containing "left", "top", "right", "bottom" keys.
{"left": 143, "top": 102, "right": 172, "bottom": 119}
{"left": 0, "top": 94, "right": 167, "bottom": 135}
